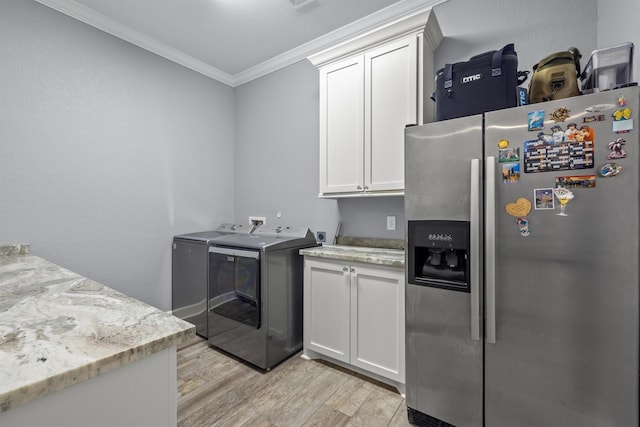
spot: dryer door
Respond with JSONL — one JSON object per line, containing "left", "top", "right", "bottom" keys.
{"left": 208, "top": 246, "right": 261, "bottom": 329}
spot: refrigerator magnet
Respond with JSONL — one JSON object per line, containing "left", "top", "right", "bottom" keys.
{"left": 528, "top": 110, "right": 544, "bottom": 131}
{"left": 498, "top": 139, "right": 510, "bottom": 149}
{"left": 552, "top": 187, "right": 574, "bottom": 216}
{"left": 505, "top": 197, "right": 532, "bottom": 217}
{"left": 534, "top": 188, "right": 555, "bottom": 210}
{"left": 555, "top": 175, "right": 596, "bottom": 189}
{"left": 599, "top": 162, "right": 622, "bottom": 177}
{"left": 583, "top": 115, "right": 606, "bottom": 123}
{"left": 516, "top": 217, "right": 530, "bottom": 237}
{"left": 617, "top": 94, "right": 627, "bottom": 106}
{"left": 550, "top": 107, "right": 570, "bottom": 122}
{"left": 613, "top": 118, "right": 633, "bottom": 134}
{"left": 613, "top": 107, "right": 632, "bottom": 120}
{"left": 607, "top": 138, "right": 627, "bottom": 159}
{"left": 499, "top": 147, "right": 520, "bottom": 162}
{"left": 502, "top": 163, "right": 520, "bottom": 183}
{"left": 612, "top": 106, "right": 632, "bottom": 133}
{"left": 586, "top": 104, "right": 615, "bottom": 112}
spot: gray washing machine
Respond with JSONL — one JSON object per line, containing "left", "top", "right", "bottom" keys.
{"left": 172, "top": 223, "right": 251, "bottom": 338}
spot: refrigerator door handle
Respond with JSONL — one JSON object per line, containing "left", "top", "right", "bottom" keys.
{"left": 486, "top": 156, "right": 497, "bottom": 344}
{"left": 470, "top": 158, "right": 480, "bottom": 341}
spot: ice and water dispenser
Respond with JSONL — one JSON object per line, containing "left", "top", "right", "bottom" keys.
{"left": 408, "top": 220, "right": 470, "bottom": 292}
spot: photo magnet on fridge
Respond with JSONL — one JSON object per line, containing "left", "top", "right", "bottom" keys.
{"left": 534, "top": 188, "right": 555, "bottom": 210}
{"left": 528, "top": 110, "right": 544, "bottom": 131}
{"left": 502, "top": 163, "right": 520, "bottom": 183}
{"left": 499, "top": 147, "right": 520, "bottom": 162}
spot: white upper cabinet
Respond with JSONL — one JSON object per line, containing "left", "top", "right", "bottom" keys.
{"left": 319, "top": 55, "right": 365, "bottom": 194}
{"left": 365, "top": 36, "right": 417, "bottom": 193}
{"left": 309, "top": 10, "right": 442, "bottom": 197}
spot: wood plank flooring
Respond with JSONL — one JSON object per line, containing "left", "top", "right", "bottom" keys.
{"left": 177, "top": 336, "right": 412, "bottom": 427}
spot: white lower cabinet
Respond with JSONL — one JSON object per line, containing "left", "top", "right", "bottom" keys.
{"left": 303, "top": 258, "right": 405, "bottom": 390}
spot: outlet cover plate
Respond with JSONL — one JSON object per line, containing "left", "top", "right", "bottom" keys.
{"left": 386, "top": 215, "right": 396, "bottom": 231}
{"left": 249, "top": 216, "right": 266, "bottom": 225}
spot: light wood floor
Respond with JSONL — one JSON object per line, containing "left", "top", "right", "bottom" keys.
{"left": 177, "top": 336, "right": 412, "bottom": 427}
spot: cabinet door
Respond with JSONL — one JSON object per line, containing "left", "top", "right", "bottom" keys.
{"left": 350, "top": 264, "right": 405, "bottom": 382}
{"left": 319, "top": 56, "right": 365, "bottom": 194}
{"left": 303, "top": 259, "right": 351, "bottom": 363}
{"left": 364, "top": 36, "right": 417, "bottom": 192}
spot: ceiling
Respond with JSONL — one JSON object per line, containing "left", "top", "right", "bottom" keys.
{"left": 34, "top": 0, "right": 444, "bottom": 87}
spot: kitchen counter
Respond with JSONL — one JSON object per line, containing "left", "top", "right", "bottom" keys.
{"left": 0, "top": 244, "right": 194, "bottom": 418}
{"left": 299, "top": 244, "right": 405, "bottom": 267}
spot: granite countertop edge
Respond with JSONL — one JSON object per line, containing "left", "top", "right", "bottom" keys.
{"left": 1, "top": 328, "right": 194, "bottom": 413}
{"left": 299, "top": 244, "right": 405, "bottom": 267}
{"left": 0, "top": 246, "right": 195, "bottom": 413}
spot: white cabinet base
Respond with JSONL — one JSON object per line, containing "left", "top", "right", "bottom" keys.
{"left": 303, "top": 258, "right": 405, "bottom": 393}
{"left": 301, "top": 349, "right": 406, "bottom": 396}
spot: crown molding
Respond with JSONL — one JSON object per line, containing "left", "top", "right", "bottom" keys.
{"left": 307, "top": 8, "right": 441, "bottom": 68}
{"left": 237, "top": 0, "right": 445, "bottom": 85}
{"left": 35, "top": 0, "right": 447, "bottom": 87}
{"left": 34, "top": 0, "right": 235, "bottom": 86}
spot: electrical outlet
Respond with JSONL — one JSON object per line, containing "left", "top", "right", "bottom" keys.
{"left": 249, "top": 216, "right": 266, "bottom": 226}
{"left": 316, "top": 231, "right": 326, "bottom": 243}
{"left": 386, "top": 215, "right": 396, "bottom": 231}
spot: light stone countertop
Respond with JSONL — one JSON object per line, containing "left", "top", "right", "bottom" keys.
{"left": 0, "top": 245, "right": 195, "bottom": 413}
{"left": 299, "top": 245, "right": 405, "bottom": 268}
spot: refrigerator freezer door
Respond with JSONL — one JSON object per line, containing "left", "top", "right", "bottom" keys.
{"left": 405, "top": 116, "right": 484, "bottom": 426}
{"left": 484, "top": 87, "right": 639, "bottom": 426}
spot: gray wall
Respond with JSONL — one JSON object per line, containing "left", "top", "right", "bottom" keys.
{"left": 233, "top": 60, "right": 339, "bottom": 238}
{"left": 0, "top": 0, "right": 235, "bottom": 310}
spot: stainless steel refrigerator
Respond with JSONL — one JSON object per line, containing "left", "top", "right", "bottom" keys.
{"left": 404, "top": 86, "right": 639, "bottom": 426}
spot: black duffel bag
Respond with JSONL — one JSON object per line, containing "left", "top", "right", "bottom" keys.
{"left": 433, "top": 44, "right": 529, "bottom": 121}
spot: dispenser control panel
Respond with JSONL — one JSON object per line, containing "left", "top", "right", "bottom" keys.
{"left": 408, "top": 220, "right": 471, "bottom": 292}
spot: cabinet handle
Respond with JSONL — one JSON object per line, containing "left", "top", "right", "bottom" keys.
{"left": 350, "top": 267, "right": 355, "bottom": 273}
{"left": 356, "top": 185, "right": 362, "bottom": 190}
{"left": 343, "top": 267, "right": 348, "bottom": 272}
{"left": 363, "top": 186, "right": 369, "bottom": 190}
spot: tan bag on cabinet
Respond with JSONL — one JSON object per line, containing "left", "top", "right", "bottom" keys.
{"left": 528, "top": 47, "right": 582, "bottom": 103}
